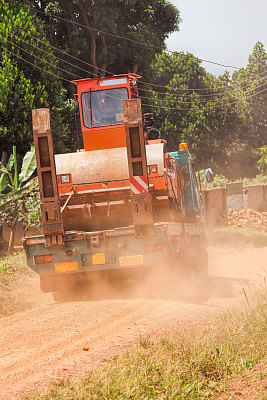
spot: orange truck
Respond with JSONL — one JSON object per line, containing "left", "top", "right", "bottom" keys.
{"left": 23, "top": 74, "right": 207, "bottom": 301}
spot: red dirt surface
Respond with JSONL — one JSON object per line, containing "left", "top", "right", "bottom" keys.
{"left": 0, "top": 244, "right": 267, "bottom": 400}
{"left": 217, "top": 361, "right": 267, "bottom": 400}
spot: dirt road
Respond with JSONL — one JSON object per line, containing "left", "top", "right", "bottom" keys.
{"left": 1, "top": 243, "right": 266, "bottom": 400}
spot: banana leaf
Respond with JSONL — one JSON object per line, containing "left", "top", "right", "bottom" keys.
{"left": 0, "top": 173, "right": 9, "bottom": 193}
{"left": 0, "top": 161, "right": 13, "bottom": 193}
{"left": 19, "top": 143, "right": 36, "bottom": 184}
{"left": 0, "top": 177, "right": 39, "bottom": 212}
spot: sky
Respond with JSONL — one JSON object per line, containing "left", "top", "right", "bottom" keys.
{"left": 166, "top": 0, "right": 267, "bottom": 76}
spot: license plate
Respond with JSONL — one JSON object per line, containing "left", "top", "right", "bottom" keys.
{"left": 92, "top": 252, "right": 105, "bottom": 265}
{"left": 119, "top": 255, "right": 143, "bottom": 266}
{"left": 54, "top": 261, "right": 78, "bottom": 273}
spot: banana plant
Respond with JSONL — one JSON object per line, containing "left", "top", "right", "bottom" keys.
{"left": 0, "top": 144, "right": 36, "bottom": 193}
{"left": 0, "top": 144, "right": 37, "bottom": 252}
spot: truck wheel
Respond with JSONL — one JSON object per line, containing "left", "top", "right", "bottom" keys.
{"left": 193, "top": 244, "right": 208, "bottom": 283}
{"left": 52, "top": 291, "right": 71, "bottom": 303}
{"left": 177, "top": 238, "right": 209, "bottom": 301}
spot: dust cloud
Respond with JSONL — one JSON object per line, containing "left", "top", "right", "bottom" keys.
{"left": 0, "top": 273, "right": 52, "bottom": 317}
{"left": 56, "top": 232, "right": 266, "bottom": 305}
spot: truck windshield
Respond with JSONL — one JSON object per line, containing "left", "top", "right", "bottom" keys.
{"left": 82, "top": 87, "right": 128, "bottom": 128}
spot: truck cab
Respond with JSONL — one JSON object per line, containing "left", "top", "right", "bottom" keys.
{"left": 73, "top": 74, "right": 140, "bottom": 151}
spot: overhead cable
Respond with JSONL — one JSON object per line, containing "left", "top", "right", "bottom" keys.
{"left": 1, "top": 35, "right": 83, "bottom": 80}
{"left": 0, "top": 44, "right": 72, "bottom": 83}
{"left": 142, "top": 85, "right": 267, "bottom": 112}
{"left": 0, "top": 14, "right": 112, "bottom": 77}
{"left": 1, "top": 11, "right": 266, "bottom": 95}
{"left": 0, "top": 24, "right": 96, "bottom": 78}
{"left": 10, "top": 0, "right": 241, "bottom": 70}
{"left": 138, "top": 73, "right": 267, "bottom": 103}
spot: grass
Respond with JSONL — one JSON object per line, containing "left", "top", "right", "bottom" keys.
{"left": 0, "top": 251, "right": 29, "bottom": 282}
{"left": 211, "top": 226, "right": 267, "bottom": 248}
{"left": 26, "top": 290, "right": 267, "bottom": 400}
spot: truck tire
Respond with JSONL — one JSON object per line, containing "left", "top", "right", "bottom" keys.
{"left": 52, "top": 291, "right": 69, "bottom": 303}
{"left": 176, "top": 236, "right": 209, "bottom": 301}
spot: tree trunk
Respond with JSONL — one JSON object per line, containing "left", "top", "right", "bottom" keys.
{"left": 22, "top": 200, "right": 29, "bottom": 238}
{"left": 1, "top": 151, "right": 7, "bottom": 165}
{"left": 8, "top": 203, "right": 18, "bottom": 253}
{"left": 77, "top": 0, "right": 98, "bottom": 77}
{"left": 133, "top": 63, "right": 139, "bottom": 74}
{"left": 51, "top": 19, "right": 58, "bottom": 47}
{"left": 100, "top": 36, "right": 108, "bottom": 76}
{"left": 64, "top": 8, "right": 73, "bottom": 48}
{"left": 90, "top": 33, "right": 98, "bottom": 77}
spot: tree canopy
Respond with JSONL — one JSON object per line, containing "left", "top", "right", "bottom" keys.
{"left": 0, "top": 0, "right": 76, "bottom": 158}
{"left": 0, "top": 0, "right": 265, "bottom": 179}
{"left": 147, "top": 42, "right": 267, "bottom": 178}
{"left": 29, "top": 0, "right": 180, "bottom": 79}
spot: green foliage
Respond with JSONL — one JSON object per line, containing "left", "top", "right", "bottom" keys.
{"left": 198, "top": 170, "right": 228, "bottom": 189}
{"left": 0, "top": 256, "right": 13, "bottom": 282}
{"left": 0, "top": 145, "right": 36, "bottom": 193}
{"left": 150, "top": 43, "right": 267, "bottom": 179}
{"left": 257, "top": 146, "right": 267, "bottom": 174}
{"left": 30, "top": 0, "right": 180, "bottom": 79}
{"left": 243, "top": 174, "right": 267, "bottom": 186}
{"left": 0, "top": 146, "right": 40, "bottom": 253}
{"left": 18, "top": 143, "right": 37, "bottom": 184}
{"left": 25, "top": 188, "right": 41, "bottom": 228}
{"left": 0, "top": 185, "right": 41, "bottom": 228}
{"left": 199, "top": 170, "right": 267, "bottom": 189}
{"left": 0, "top": 0, "right": 76, "bottom": 158}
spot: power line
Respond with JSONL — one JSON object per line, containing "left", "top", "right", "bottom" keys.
{"left": 1, "top": 43, "right": 266, "bottom": 116}
{"left": 1, "top": 36, "right": 265, "bottom": 112}
{"left": 1, "top": 3, "right": 266, "bottom": 111}
{"left": 1, "top": 35, "right": 83, "bottom": 80}
{"left": 0, "top": 24, "right": 95, "bottom": 78}
{"left": 141, "top": 84, "right": 267, "bottom": 112}
{"left": 138, "top": 72, "right": 267, "bottom": 101}
{"left": 0, "top": 14, "right": 112, "bottom": 78}
{"left": 10, "top": 0, "right": 241, "bottom": 71}
{"left": 139, "top": 68, "right": 267, "bottom": 93}
{"left": 2, "top": 7, "right": 266, "bottom": 97}
{"left": 1, "top": 27, "right": 266, "bottom": 111}
{"left": 0, "top": 44, "right": 72, "bottom": 83}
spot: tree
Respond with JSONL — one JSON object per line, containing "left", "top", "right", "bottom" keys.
{"left": 147, "top": 52, "right": 241, "bottom": 171}
{"left": 149, "top": 45, "right": 267, "bottom": 178}
{"left": 0, "top": 144, "right": 38, "bottom": 252}
{"left": 0, "top": 0, "right": 77, "bottom": 159}
{"left": 30, "top": 0, "right": 180, "bottom": 79}
{"left": 232, "top": 41, "right": 267, "bottom": 149}
{"left": 225, "top": 42, "right": 267, "bottom": 177}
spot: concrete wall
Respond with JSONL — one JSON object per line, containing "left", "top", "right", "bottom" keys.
{"left": 247, "top": 184, "right": 267, "bottom": 211}
{"left": 202, "top": 184, "right": 267, "bottom": 228}
{"left": 202, "top": 187, "right": 227, "bottom": 228}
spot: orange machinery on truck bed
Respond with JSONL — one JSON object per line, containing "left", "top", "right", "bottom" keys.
{"left": 23, "top": 74, "right": 207, "bottom": 300}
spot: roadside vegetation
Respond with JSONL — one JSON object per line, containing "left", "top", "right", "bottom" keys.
{"left": 26, "top": 287, "right": 267, "bottom": 400}
{"left": 211, "top": 227, "right": 267, "bottom": 248}
{"left": 199, "top": 172, "right": 267, "bottom": 189}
